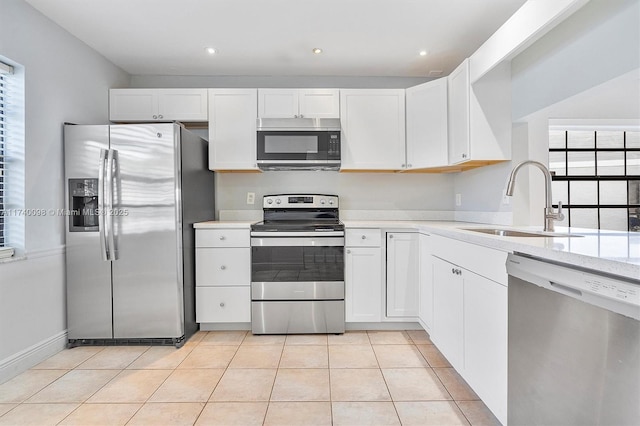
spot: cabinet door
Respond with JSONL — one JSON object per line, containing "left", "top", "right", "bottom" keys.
{"left": 448, "top": 59, "right": 470, "bottom": 164}
{"left": 258, "top": 89, "right": 299, "bottom": 118}
{"left": 157, "top": 89, "right": 208, "bottom": 121}
{"left": 418, "top": 233, "right": 433, "bottom": 331}
{"left": 432, "top": 256, "right": 464, "bottom": 370}
{"left": 340, "top": 89, "right": 406, "bottom": 170}
{"left": 208, "top": 89, "right": 258, "bottom": 170}
{"left": 405, "top": 79, "right": 448, "bottom": 169}
{"left": 196, "top": 286, "right": 251, "bottom": 323}
{"left": 345, "top": 247, "right": 382, "bottom": 322}
{"left": 464, "top": 271, "right": 507, "bottom": 423}
{"left": 386, "top": 232, "right": 419, "bottom": 318}
{"left": 109, "top": 89, "right": 158, "bottom": 121}
{"left": 298, "top": 89, "right": 340, "bottom": 118}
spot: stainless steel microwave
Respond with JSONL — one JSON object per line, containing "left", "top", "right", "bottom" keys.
{"left": 256, "top": 118, "right": 341, "bottom": 171}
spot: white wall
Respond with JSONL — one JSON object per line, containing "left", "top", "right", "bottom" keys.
{"left": 216, "top": 172, "right": 454, "bottom": 217}
{"left": 455, "top": 0, "right": 640, "bottom": 225}
{"left": 0, "top": 0, "right": 129, "bottom": 382}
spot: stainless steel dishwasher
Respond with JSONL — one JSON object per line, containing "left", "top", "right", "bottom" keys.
{"left": 506, "top": 253, "right": 640, "bottom": 426}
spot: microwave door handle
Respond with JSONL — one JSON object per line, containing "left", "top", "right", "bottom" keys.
{"left": 98, "top": 149, "right": 109, "bottom": 261}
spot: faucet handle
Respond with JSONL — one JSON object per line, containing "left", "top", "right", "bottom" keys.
{"left": 556, "top": 201, "right": 565, "bottom": 221}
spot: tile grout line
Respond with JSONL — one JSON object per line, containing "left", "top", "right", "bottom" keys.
{"left": 194, "top": 330, "right": 247, "bottom": 425}
{"left": 123, "top": 344, "right": 174, "bottom": 425}
{"left": 262, "top": 334, "right": 286, "bottom": 425}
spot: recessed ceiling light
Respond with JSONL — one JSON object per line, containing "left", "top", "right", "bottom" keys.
{"left": 312, "top": 48, "right": 323, "bottom": 54}
{"left": 205, "top": 47, "right": 217, "bottom": 55}
{"left": 419, "top": 50, "right": 428, "bottom": 57}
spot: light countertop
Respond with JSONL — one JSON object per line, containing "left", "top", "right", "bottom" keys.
{"left": 193, "top": 219, "right": 640, "bottom": 281}
{"left": 344, "top": 220, "right": 640, "bottom": 281}
{"left": 193, "top": 220, "right": 253, "bottom": 229}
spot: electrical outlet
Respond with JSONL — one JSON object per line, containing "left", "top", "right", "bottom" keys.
{"left": 455, "top": 193, "right": 462, "bottom": 207}
{"left": 246, "top": 192, "right": 255, "bottom": 205}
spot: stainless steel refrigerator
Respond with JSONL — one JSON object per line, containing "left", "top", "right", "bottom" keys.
{"left": 64, "top": 123, "right": 214, "bottom": 347}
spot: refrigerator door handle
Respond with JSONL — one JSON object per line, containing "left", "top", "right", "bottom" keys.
{"left": 106, "top": 149, "right": 118, "bottom": 260}
{"left": 98, "top": 148, "right": 109, "bottom": 261}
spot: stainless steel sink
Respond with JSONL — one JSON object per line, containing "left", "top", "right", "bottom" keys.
{"left": 460, "top": 228, "right": 582, "bottom": 238}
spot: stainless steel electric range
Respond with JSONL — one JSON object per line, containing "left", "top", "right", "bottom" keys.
{"left": 250, "top": 194, "right": 345, "bottom": 334}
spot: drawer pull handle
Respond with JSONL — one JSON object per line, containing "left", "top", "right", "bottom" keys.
{"left": 220, "top": 265, "right": 226, "bottom": 270}
{"left": 219, "top": 302, "right": 225, "bottom": 307}
{"left": 361, "top": 235, "right": 366, "bottom": 239}
{"left": 346, "top": 249, "right": 351, "bottom": 254}
{"left": 219, "top": 236, "right": 226, "bottom": 240}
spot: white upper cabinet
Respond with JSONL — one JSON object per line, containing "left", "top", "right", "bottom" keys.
{"left": 448, "top": 60, "right": 471, "bottom": 164}
{"left": 109, "top": 88, "right": 208, "bottom": 122}
{"left": 208, "top": 89, "right": 259, "bottom": 171}
{"left": 405, "top": 78, "right": 448, "bottom": 170}
{"left": 340, "top": 89, "right": 406, "bottom": 171}
{"left": 258, "top": 89, "right": 339, "bottom": 118}
{"left": 447, "top": 59, "right": 511, "bottom": 166}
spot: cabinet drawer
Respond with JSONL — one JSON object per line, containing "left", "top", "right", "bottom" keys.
{"left": 196, "top": 286, "right": 250, "bottom": 323}
{"left": 196, "top": 248, "right": 250, "bottom": 286}
{"left": 196, "top": 229, "right": 249, "bottom": 247}
{"left": 346, "top": 229, "right": 381, "bottom": 247}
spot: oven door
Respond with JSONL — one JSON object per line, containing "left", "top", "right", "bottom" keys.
{"left": 251, "top": 236, "right": 344, "bottom": 290}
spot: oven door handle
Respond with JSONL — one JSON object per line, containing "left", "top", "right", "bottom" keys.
{"left": 251, "top": 237, "right": 345, "bottom": 247}
{"left": 251, "top": 231, "right": 344, "bottom": 238}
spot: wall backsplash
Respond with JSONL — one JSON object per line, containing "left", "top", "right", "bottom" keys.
{"left": 215, "top": 171, "right": 455, "bottom": 216}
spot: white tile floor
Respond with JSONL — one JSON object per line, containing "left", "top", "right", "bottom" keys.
{"left": 0, "top": 330, "right": 501, "bottom": 425}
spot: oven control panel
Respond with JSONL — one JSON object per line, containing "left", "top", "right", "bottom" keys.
{"left": 263, "top": 194, "right": 339, "bottom": 209}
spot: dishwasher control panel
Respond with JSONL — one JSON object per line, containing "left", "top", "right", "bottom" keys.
{"left": 507, "top": 254, "right": 640, "bottom": 320}
{"left": 584, "top": 277, "right": 640, "bottom": 305}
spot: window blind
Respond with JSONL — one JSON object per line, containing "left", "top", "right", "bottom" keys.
{"left": 0, "top": 60, "right": 13, "bottom": 248}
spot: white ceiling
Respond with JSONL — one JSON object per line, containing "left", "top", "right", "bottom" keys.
{"left": 25, "top": 0, "right": 527, "bottom": 77}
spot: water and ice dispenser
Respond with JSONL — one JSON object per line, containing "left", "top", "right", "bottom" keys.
{"left": 68, "top": 178, "right": 99, "bottom": 232}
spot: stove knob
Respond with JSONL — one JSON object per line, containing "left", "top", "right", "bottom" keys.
{"left": 320, "top": 199, "right": 326, "bottom": 205}
{"left": 329, "top": 200, "right": 334, "bottom": 205}
{"left": 267, "top": 199, "right": 273, "bottom": 204}
{"left": 276, "top": 199, "right": 281, "bottom": 205}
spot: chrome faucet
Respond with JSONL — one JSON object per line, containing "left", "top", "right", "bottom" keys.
{"left": 506, "top": 160, "right": 564, "bottom": 232}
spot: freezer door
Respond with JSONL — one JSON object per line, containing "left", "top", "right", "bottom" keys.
{"left": 109, "top": 124, "right": 184, "bottom": 338}
{"left": 64, "top": 125, "right": 113, "bottom": 339}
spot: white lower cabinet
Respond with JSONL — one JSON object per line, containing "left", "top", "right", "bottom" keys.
{"left": 464, "top": 269, "right": 507, "bottom": 423}
{"left": 196, "top": 287, "right": 251, "bottom": 323}
{"left": 385, "top": 232, "right": 419, "bottom": 318}
{"left": 431, "top": 256, "right": 464, "bottom": 370}
{"left": 195, "top": 227, "right": 251, "bottom": 324}
{"left": 345, "top": 228, "right": 382, "bottom": 322}
{"left": 345, "top": 247, "right": 382, "bottom": 322}
{"left": 430, "top": 236, "right": 508, "bottom": 425}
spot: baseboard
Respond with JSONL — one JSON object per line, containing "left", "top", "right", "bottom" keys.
{"left": 346, "top": 322, "right": 423, "bottom": 331}
{"left": 199, "top": 323, "right": 251, "bottom": 331}
{"left": 0, "top": 330, "right": 68, "bottom": 385}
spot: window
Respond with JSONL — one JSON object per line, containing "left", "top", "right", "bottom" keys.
{"left": 0, "top": 58, "right": 22, "bottom": 258}
{"left": 549, "top": 128, "right": 640, "bottom": 232}
{"left": 0, "top": 63, "right": 10, "bottom": 247}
